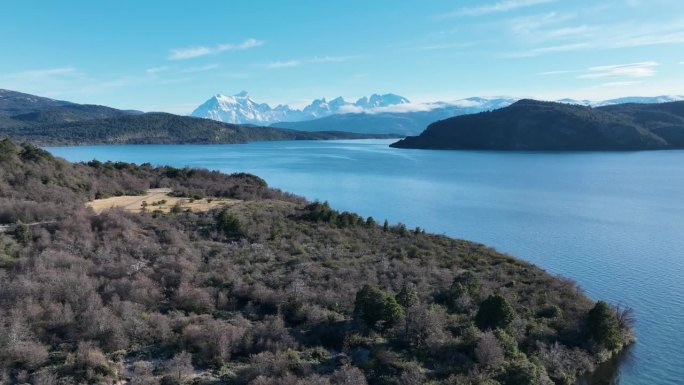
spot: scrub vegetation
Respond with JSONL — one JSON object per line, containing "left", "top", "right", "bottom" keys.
{"left": 0, "top": 140, "right": 633, "bottom": 384}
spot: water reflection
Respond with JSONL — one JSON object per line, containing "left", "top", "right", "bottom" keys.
{"left": 579, "top": 345, "right": 635, "bottom": 385}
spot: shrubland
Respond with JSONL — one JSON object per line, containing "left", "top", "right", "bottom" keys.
{"left": 0, "top": 139, "right": 633, "bottom": 384}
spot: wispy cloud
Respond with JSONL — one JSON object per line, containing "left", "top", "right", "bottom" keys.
{"left": 503, "top": 42, "right": 590, "bottom": 57}
{"left": 220, "top": 72, "right": 251, "bottom": 79}
{"left": 169, "top": 38, "right": 264, "bottom": 60}
{"left": 146, "top": 66, "right": 171, "bottom": 74}
{"left": 310, "top": 55, "right": 361, "bottom": 63}
{"left": 417, "top": 42, "right": 479, "bottom": 51}
{"left": 506, "top": 12, "right": 579, "bottom": 39}
{"left": 178, "top": 63, "right": 219, "bottom": 73}
{"left": 505, "top": 13, "right": 684, "bottom": 57}
{"left": 265, "top": 54, "right": 361, "bottom": 69}
{"left": 611, "top": 30, "right": 684, "bottom": 49}
{"left": 578, "top": 61, "right": 659, "bottom": 79}
{"left": 337, "top": 102, "right": 443, "bottom": 114}
{"left": 544, "top": 25, "right": 591, "bottom": 38}
{"left": 265, "top": 60, "right": 302, "bottom": 69}
{"left": 442, "top": 0, "right": 555, "bottom": 17}
{"left": 539, "top": 62, "right": 660, "bottom": 84}
{"left": 146, "top": 64, "right": 220, "bottom": 75}
{"left": 538, "top": 69, "right": 582, "bottom": 76}
{"left": 601, "top": 81, "right": 643, "bottom": 87}
{"left": 10, "top": 67, "right": 77, "bottom": 78}
{"left": 2, "top": 67, "right": 84, "bottom": 97}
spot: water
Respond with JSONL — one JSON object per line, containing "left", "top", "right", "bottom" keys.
{"left": 47, "top": 139, "right": 684, "bottom": 385}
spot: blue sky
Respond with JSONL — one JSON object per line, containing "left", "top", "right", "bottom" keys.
{"left": 1, "top": 0, "right": 683, "bottom": 113}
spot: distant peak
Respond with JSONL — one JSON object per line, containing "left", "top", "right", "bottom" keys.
{"left": 234, "top": 91, "right": 249, "bottom": 97}
{"left": 355, "top": 93, "right": 410, "bottom": 107}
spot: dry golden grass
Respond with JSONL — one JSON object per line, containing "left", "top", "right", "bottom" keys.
{"left": 87, "top": 188, "right": 240, "bottom": 214}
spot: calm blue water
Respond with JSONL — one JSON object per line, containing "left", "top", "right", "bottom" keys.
{"left": 47, "top": 140, "right": 684, "bottom": 385}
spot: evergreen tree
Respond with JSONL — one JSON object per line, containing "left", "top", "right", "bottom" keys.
{"left": 476, "top": 295, "right": 516, "bottom": 330}
{"left": 587, "top": 301, "right": 622, "bottom": 350}
{"left": 355, "top": 285, "right": 404, "bottom": 330}
{"left": 395, "top": 284, "right": 419, "bottom": 309}
{"left": 13, "top": 221, "right": 31, "bottom": 245}
{"left": 216, "top": 209, "right": 244, "bottom": 238}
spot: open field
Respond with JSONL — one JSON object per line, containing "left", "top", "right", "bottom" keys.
{"left": 86, "top": 188, "right": 240, "bottom": 213}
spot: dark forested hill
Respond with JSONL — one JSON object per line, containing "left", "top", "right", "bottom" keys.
{"left": 0, "top": 89, "right": 138, "bottom": 123}
{"left": 391, "top": 99, "right": 684, "bottom": 151}
{"left": 0, "top": 112, "right": 397, "bottom": 145}
{"left": 0, "top": 139, "right": 632, "bottom": 384}
{"left": 0, "top": 89, "right": 74, "bottom": 116}
{"left": 0, "top": 89, "right": 396, "bottom": 145}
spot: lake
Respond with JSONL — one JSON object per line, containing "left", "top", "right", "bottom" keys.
{"left": 47, "top": 139, "right": 684, "bottom": 385}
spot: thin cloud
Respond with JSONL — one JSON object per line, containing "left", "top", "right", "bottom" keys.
{"left": 506, "top": 17, "right": 684, "bottom": 57}
{"left": 310, "top": 55, "right": 361, "bottom": 63}
{"left": 538, "top": 69, "right": 582, "bottom": 76}
{"left": 265, "top": 60, "right": 302, "bottom": 69}
{"left": 266, "top": 55, "right": 361, "bottom": 69}
{"left": 417, "top": 42, "right": 479, "bottom": 51}
{"left": 544, "top": 25, "right": 591, "bottom": 38}
{"left": 578, "top": 61, "right": 659, "bottom": 79}
{"left": 337, "top": 103, "right": 441, "bottom": 115}
{"left": 178, "top": 63, "right": 220, "bottom": 73}
{"left": 169, "top": 38, "right": 264, "bottom": 60}
{"left": 10, "top": 67, "right": 77, "bottom": 78}
{"left": 157, "top": 77, "right": 194, "bottom": 85}
{"left": 612, "top": 30, "right": 684, "bottom": 49}
{"left": 507, "top": 11, "right": 577, "bottom": 36}
{"left": 220, "top": 72, "right": 251, "bottom": 79}
{"left": 601, "top": 81, "right": 643, "bottom": 87}
{"left": 442, "top": 0, "right": 555, "bottom": 17}
{"left": 503, "top": 42, "right": 590, "bottom": 57}
{"left": 146, "top": 66, "right": 172, "bottom": 74}
{"left": 534, "top": 42, "right": 591, "bottom": 52}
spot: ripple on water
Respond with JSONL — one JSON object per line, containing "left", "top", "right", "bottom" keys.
{"left": 45, "top": 141, "right": 684, "bottom": 385}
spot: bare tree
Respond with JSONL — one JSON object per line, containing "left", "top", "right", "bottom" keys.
{"left": 475, "top": 330, "right": 504, "bottom": 369}
{"left": 166, "top": 351, "right": 193, "bottom": 385}
{"left": 332, "top": 366, "right": 367, "bottom": 385}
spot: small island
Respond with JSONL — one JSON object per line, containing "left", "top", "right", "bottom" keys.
{"left": 0, "top": 139, "right": 633, "bottom": 384}
{"left": 391, "top": 99, "right": 684, "bottom": 151}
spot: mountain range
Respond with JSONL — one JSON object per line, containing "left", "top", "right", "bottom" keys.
{"left": 191, "top": 92, "right": 684, "bottom": 135}
{"left": 0, "top": 89, "right": 397, "bottom": 145}
{"left": 190, "top": 91, "right": 411, "bottom": 125}
{"left": 391, "top": 99, "right": 684, "bottom": 151}
{"left": 4, "top": 88, "right": 684, "bottom": 150}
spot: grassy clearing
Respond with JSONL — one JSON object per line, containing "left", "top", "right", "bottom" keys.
{"left": 86, "top": 188, "right": 240, "bottom": 213}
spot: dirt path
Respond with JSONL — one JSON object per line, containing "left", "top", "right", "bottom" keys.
{"left": 0, "top": 221, "right": 57, "bottom": 233}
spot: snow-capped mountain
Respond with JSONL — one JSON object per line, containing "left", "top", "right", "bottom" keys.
{"left": 355, "top": 93, "right": 410, "bottom": 109}
{"left": 192, "top": 92, "right": 684, "bottom": 133}
{"left": 273, "top": 97, "right": 518, "bottom": 136}
{"left": 190, "top": 92, "right": 414, "bottom": 125}
{"left": 557, "top": 95, "right": 684, "bottom": 107}
{"left": 190, "top": 91, "right": 303, "bottom": 125}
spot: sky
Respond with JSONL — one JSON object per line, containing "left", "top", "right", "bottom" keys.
{"left": 1, "top": 0, "right": 683, "bottom": 113}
